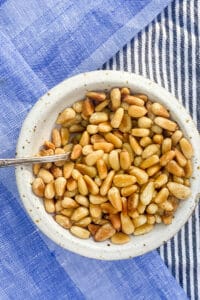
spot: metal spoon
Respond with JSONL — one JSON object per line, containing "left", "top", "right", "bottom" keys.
{"left": 0, "top": 153, "right": 70, "bottom": 168}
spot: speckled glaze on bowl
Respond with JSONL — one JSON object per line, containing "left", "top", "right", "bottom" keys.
{"left": 15, "top": 71, "right": 200, "bottom": 260}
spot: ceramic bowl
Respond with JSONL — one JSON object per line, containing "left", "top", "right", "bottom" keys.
{"left": 15, "top": 71, "right": 200, "bottom": 260}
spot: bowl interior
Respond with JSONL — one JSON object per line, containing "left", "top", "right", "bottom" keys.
{"left": 15, "top": 71, "right": 200, "bottom": 260}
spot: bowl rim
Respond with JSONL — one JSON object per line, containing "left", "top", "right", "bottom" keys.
{"left": 15, "top": 70, "right": 200, "bottom": 260}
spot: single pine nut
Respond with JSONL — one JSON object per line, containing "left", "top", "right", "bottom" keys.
{"left": 70, "top": 144, "right": 82, "bottom": 160}
{"left": 174, "top": 148, "right": 187, "bottom": 167}
{"left": 151, "top": 125, "right": 163, "bottom": 134}
{"left": 108, "top": 187, "right": 122, "bottom": 211}
{"left": 44, "top": 140, "right": 55, "bottom": 150}
{"left": 75, "top": 195, "right": 89, "bottom": 207}
{"left": 76, "top": 164, "right": 97, "bottom": 178}
{"left": 110, "top": 88, "right": 121, "bottom": 110}
{"left": 86, "top": 91, "right": 106, "bottom": 101}
{"left": 89, "top": 112, "right": 108, "bottom": 124}
{"left": 64, "top": 189, "right": 78, "bottom": 198}
{"left": 154, "top": 174, "right": 168, "bottom": 189}
{"left": 89, "top": 204, "right": 102, "bottom": 219}
{"left": 88, "top": 224, "right": 100, "bottom": 235}
{"left": 56, "top": 108, "right": 76, "bottom": 124}
{"left": 85, "top": 150, "right": 104, "bottom": 166}
{"left": 43, "top": 198, "right": 55, "bottom": 213}
{"left": 63, "top": 162, "right": 74, "bottom": 179}
{"left": 142, "top": 144, "right": 159, "bottom": 159}
{"left": 98, "top": 122, "right": 112, "bottom": 133}
{"left": 55, "top": 215, "right": 72, "bottom": 229}
{"left": 38, "top": 168, "right": 54, "bottom": 183}
{"left": 73, "top": 100, "right": 83, "bottom": 113}
{"left": 60, "top": 128, "right": 69, "bottom": 146}
{"left": 140, "top": 182, "right": 155, "bottom": 205}
{"left": 147, "top": 164, "right": 161, "bottom": 177}
{"left": 129, "top": 136, "right": 142, "bottom": 155}
{"left": 66, "top": 178, "right": 77, "bottom": 191}
{"left": 75, "top": 217, "right": 92, "bottom": 228}
{"left": 87, "top": 124, "right": 98, "bottom": 134}
{"left": 123, "top": 95, "right": 144, "bottom": 106}
{"left": 138, "top": 117, "right": 153, "bottom": 128}
{"left": 160, "top": 150, "right": 176, "bottom": 166}
{"left": 77, "top": 176, "right": 88, "bottom": 196}
{"left": 96, "top": 158, "right": 108, "bottom": 179}
{"left": 93, "top": 142, "right": 114, "bottom": 153}
{"left": 151, "top": 102, "right": 169, "bottom": 118}
{"left": 62, "top": 197, "right": 79, "bottom": 209}
{"left": 131, "top": 128, "right": 150, "bottom": 137}
{"left": 173, "top": 176, "right": 184, "bottom": 184}
{"left": 162, "top": 138, "right": 172, "bottom": 154}
{"left": 184, "top": 160, "right": 193, "bottom": 178}
{"left": 100, "top": 202, "right": 118, "bottom": 214}
{"left": 111, "top": 232, "right": 130, "bottom": 244}
{"left": 44, "top": 182, "right": 55, "bottom": 199}
{"left": 140, "top": 137, "right": 152, "bottom": 147}
{"left": 134, "top": 94, "right": 148, "bottom": 101}
{"left": 109, "top": 150, "right": 120, "bottom": 171}
{"left": 121, "top": 87, "right": 130, "bottom": 96}
{"left": 33, "top": 163, "right": 41, "bottom": 176}
{"left": 111, "top": 107, "right": 124, "bottom": 128}
{"left": 109, "top": 214, "right": 121, "bottom": 231}
{"left": 120, "top": 150, "right": 131, "bottom": 170}
{"left": 166, "top": 160, "right": 185, "bottom": 177}
{"left": 70, "top": 226, "right": 90, "bottom": 239}
{"left": 146, "top": 203, "right": 158, "bottom": 214}
{"left": 153, "top": 134, "right": 164, "bottom": 144}
{"left": 147, "top": 215, "right": 156, "bottom": 225}
{"left": 179, "top": 138, "right": 193, "bottom": 159}
{"left": 71, "top": 207, "right": 89, "bottom": 221}
{"left": 129, "top": 166, "right": 149, "bottom": 185}
{"left": 113, "top": 174, "right": 136, "bottom": 187}
{"left": 128, "top": 105, "right": 147, "bottom": 118}
{"left": 83, "top": 175, "right": 99, "bottom": 195}
{"left": 89, "top": 195, "right": 107, "bottom": 205}
{"left": 82, "top": 98, "right": 94, "bottom": 117}
{"left": 82, "top": 145, "right": 93, "bottom": 156}
{"left": 123, "top": 143, "right": 134, "bottom": 162}
{"left": 100, "top": 170, "right": 115, "bottom": 196}
{"left": 63, "top": 143, "right": 73, "bottom": 153}
{"left": 55, "top": 200, "right": 63, "bottom": 212}
{"left": 32, "top": 178, "right": 45, "bottom": 197}
{"left": 140, "top": 155, "right": 159, "bottom": 169}
{"left": 167, "top": 182, "right": 191, "bottom": 199}
{"left": 133, "top": 215, "right": 147, "bottom": 228}
{"left": 171, "top": 130, "right": 183, "bottom": 146}
{"left": 105, "top": 132, "right": 122, "bottom": 148}
{"left": 95, "top": 100, "right": 110, "bottom": 112}
{"left": 134, "top": 224, "right": 153, "bottom": 235}
{"left": 94, "top": 223, "right": 116, "bottom": 242}
{"left": 54, "top": 177, "right": 66, "bottom": 197}
{"left": 121, "top": 185, "right": 138, "bottom": 197}
{"left": 154, "top": 117, "right": 177, "bottom": 131}
{"left": 118, "top": 113, "right": 132, "bottom": 133}
{"left": 120, "top": 213, "right": 134, "bottom": 234}
{"left": 79, "top": 131, "right": 90, "bottom": 147}
{"left": 159, "top": 200, "right": 174, "bottom": 211}
{"left": 91, "top": 134, "right": 106, "bottom": 144}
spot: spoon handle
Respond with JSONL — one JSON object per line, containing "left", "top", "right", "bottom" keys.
{"left": 0, "top": 153, "right": 70, "bottom": 168}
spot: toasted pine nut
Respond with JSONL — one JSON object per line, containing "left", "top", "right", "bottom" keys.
{"left": 120, "top": 150, "right": 131, "bottom": 170}
{"left": 60, "top": 128, "right": 69, "bottom": 146}
{"left": 140, "top": 137, "right": 152, "bottom": 147}
{"left": 70, "top": 226, "right": 90, "bottom": 239}
{"left": 134, "top": 94, "right": 148, "bottom": 101}
{"left": 138, "top": 116, "right": 153, "bottom": 128}
{"left": 109, "top": 150, "right": 120, "bottom": 171}
{"left": 119, "top": 113, "right": 132, "bottom": 133}
{"left": 33, "top": 163, "right": 41, "bottom": 176}
{"left": 167, "top": 182, "right": 191, "bottom": 199}
{"left": 113, "top": 174, "right": 136, "bottom": 188}
{"left": 140, "top": 155, "right": 159, "bottom": 169}
{"left": 140, "top": 182, "right": 155, "bottom": 205}
{"left": 175, "top": 148, "right": 187, "bottom": 167}
{"left": 76, "top": 164, "right": 97, "bottom": 178}
{"left": 40, "top": 148, "right": 54, "bottom": 156}
{"left": 64, "top": 189, "right": 78, "bottom": 198}
{"left": 159, "top": 200, "right": 174, "bottom": 211}
{"left": 71, "top": 207, "right": 89, "bottom": 222}
{"left": 89, "top": 112, "right": 108, "bottom": 124}
{"left": 100, "top": 170, "right": 115, "bottom": 196}
{"left": 108, "top": 187, "right": 122, "bottom": 211}
{"left": 63, "top": 162, "right": 74, "bottom": 179}
{"left": 128, "top": 105, "right": 147, "bottom": 118}
{"left": 123, "top": 95, "right": 144, "bottom": 106}
{"left": 146, "top": 203, "right": 158, "bottom": 214}
{"left": 44, "top": 182, "right": 55, "bottom": 199}
{"left": 98, "top": 122, "right": 112, "bottom": 133}
{"left": 82, "top": 145, "right": 93, "bottom": 156}
{"left": 70, "top": 144, "right": 82, "bottom": 160}
{"left": 151, "top": 124, "right": 163, "bottom": 134}
{"left": 77, "top": 176, "right": 88, "bottom": 196}
{"left": 131, "top": 128, "right": 150, "bottom": 137}
{"left": 66, "top": 178, "right": 77, "bottom": 191}
{"left": 147, "top": 164, "right": 161, "bottom": 177}
{"left": 87, "top": 124, "right": 98, "bottom": 134}
{"left": 153, "top": 134, "right": 164, "bottom": 144}
{"left": 100, "top": 202, "right": 118, "bottom": 214}
{"left": 85, "top": 150, "right": 104, "bottom": 166}
{"left": 88, "top": 224, "right": 100, "bottom": 235}
{"left": 56, "top": 108, "right": 76, "bottom": 124}
{"left": 120, "top": 87, "right": 130, "bottom": 96}
{"left": 79, "top": 131, "right": 90, "bottom": 147}
{"left": 154, "top": 117, "right": 177, "bottom": 131}
{"left": 75, "top": 195, "right": 89, "bottom": 207}
{"left": 86, "top": 91, "right": 106, "bottom": 101}
{"left": 179, "top": 138, "right": 193, "bottom": 159}
{"left": 44, "top": 140, "right": 56, "bottom": 150}
{"left": 89, "top": 204, "right": 102, "bottom": 219}
{"left": 129, "top": 136, "right": 142, "bottom": 155}
{"left": 32, "top": 178, "right": 45, "bottom": 197}
{"left": 184, "top": 160, "right": 193, "bottom": 178}
{"left": 43, "top": 198, "right": 55, "bottom": 213}
{"left": 121, "top": 102, "right": 130, "bottom": 111}
{"left": 72, "top": 100, "right": 83, "bottom": 113}
{"left": 75, "top": 217, "right": 92, "bottom": 228}
{"left": 111, "top": 232, "right": 130, "bottom": 244}
{"left": 121, "top": 185, "right": 138, "bottom": 197}
{"left": 151, "top": 102, "right": 169, "bottom": 118}
{"left": 54, "top": 177, "right": 66, "bottom": 197}
{"left": 133, "top": 215, "right": 147, "bottom": 228}
{"left": 38, "top": 168, "right": 54, "bottom": 183}
{"left": 166, "top": 160, "right": 185, "bottom": 177}
{"left": 95, "top": 100, "right": 110, "bottom": 112}
{"left": 129, "top": 166, "right": 149, "bottom": 185}
{"left": 146, "top": 215, "right": 156, "bottom": 225}
{"left": 55, "top": 215, "right": 72, "bottom": 229}
{"left": 154, "top": 174, "right": 168, "bottom": 189}
{"left": 63, "top": 143, "right": 73, "bottom": 153}
{"left": 134, "top": 224, "right": 153, "bottom": 235}
{"left": 162, "top": 138, "right": 172, "bottom": 154}
{"left": 109, "top": 214, "right": 121, "bottom": 231}
{"left": 173, "top": 176, "right": 184, "bottom": 184}
{"left": 160, "top": 150, "right": 176, "bottom": 166}
{"left": 91, "top": 134, "right": 106, "bottom": 144}
{"left": 94, "top": 177, "right": 102, "bottom": 187}
{"left": 93, "top": 142, "right": 114, "bottom": 153}
{"left": 171, "top": 130, "right": 183, "bottom": 146}
{"left": 82, "top": 98, "right": 94, "bottom": 117}
{"left": 69, "top": 124, "right": 85, "bottom": 133}
{"left": 89, "top": 195, "right": 107, "bottom": 204}
{"left": 110, "top": 88, "right": 121, "bottom": 110}
{"left": 51, "top": 128, "right": 61, "bottom": 147}
{"left": 94, "top": 223, "right": 116, "bottom": 241}
{"left": 105, "top": 132, "right": 122, "bottom": 148}
{"left": 111, "top": 107, "right": 124, "bottom": 128}
{"left": 96, "top": 158, "right": 107, "bottom": 179}
{"left": 120, "top": 213, "right": 134, "bottom": 234}
{"left": 83, "top": 175, "right": 99, "bottom": 195}
{"left": 142, "top": 144, "right": 159, "bottom": 159}
{"left": 155, "top": 215, "right": 162, "bottom": 223}
{"left": 62, "top": 197, "right": 79, "bottom": 209}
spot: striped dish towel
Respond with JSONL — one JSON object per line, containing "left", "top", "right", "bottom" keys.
{"left": 0, "top": 0, "right": 197, "bottom": 299}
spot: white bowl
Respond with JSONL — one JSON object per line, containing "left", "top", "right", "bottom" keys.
{"left": 16, "top": 71, "right": 200, "bottom": 260}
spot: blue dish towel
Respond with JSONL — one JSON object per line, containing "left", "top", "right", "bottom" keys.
{"left": 0, "top": 1, "right": 188, "bottom": 299}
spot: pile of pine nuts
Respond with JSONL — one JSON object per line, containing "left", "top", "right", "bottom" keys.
{"left": 32, "top": 88, "right": 193, "bottom": 244}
